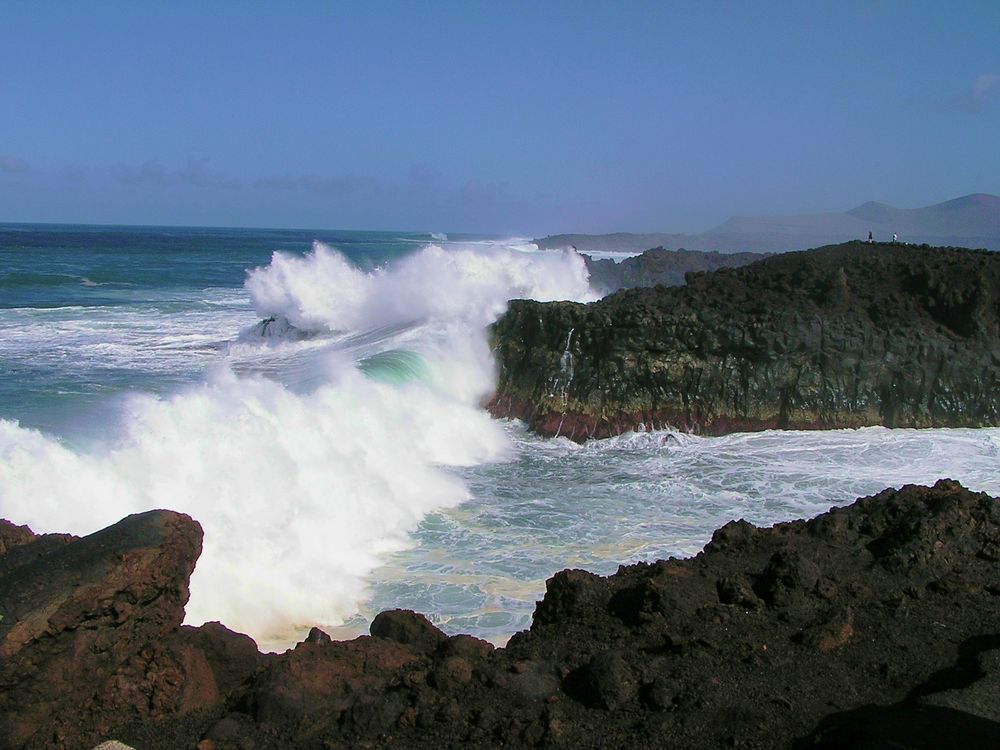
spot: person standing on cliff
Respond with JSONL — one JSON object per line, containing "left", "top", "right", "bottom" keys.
{"left": 868, "top": 231, "right": 873, "bottom": 244}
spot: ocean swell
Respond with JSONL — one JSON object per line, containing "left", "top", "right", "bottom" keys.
{"left": 0, "top": 241, "right": 595, "bottom": 647}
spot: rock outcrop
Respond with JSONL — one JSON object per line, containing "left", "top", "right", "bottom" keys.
{"left": 0, "top": 512, "right": 259, "bottom": 750}
{"left": 489, "top": 242, "right": 1000, "bottom": 440}
{"left": 1, "top": 481, "right": 999, "bottom": 748}
{"left": 583, "top": 247, "right": 764, "bottom": 296}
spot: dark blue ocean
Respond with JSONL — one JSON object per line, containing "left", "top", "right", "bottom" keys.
{"left": 2, "top": 223, "right": 997, "bottom": 649}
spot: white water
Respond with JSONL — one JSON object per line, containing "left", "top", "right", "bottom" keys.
{"left": 0, "top": 241, "right": 595, "bottom": 646}
{"left": 2, "top": 238, "right": 998, "bottom": 651}
{"left": 359, "top": 423, "right": 1000, "bottom": 642}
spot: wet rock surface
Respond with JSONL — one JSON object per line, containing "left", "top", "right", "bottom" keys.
{"left": 2, "top": 482, "right": 999, "bottom": 748}
{"left": 489, "top": 242, "right": 1000, "bottom": 440}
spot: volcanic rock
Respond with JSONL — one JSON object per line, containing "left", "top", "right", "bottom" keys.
{"left": 2, "top": 481, "right": 999, "bottom": 748}
{"left": 488, "top": 242, "right": 1000, "bottom": 440}
{"left": 583, "top": 246, "right": 764, "bottom": 296}
{"left": 0, "top": 511, "right": 203, "bottom": 749}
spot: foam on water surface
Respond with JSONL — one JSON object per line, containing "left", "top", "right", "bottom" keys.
{"left": 358, "top": 423, "right": 1000, "bottom": 643}
{"left": 2, "top": 226, "right": 998, "bottom": 650}
{"left": 0, "top": 238, "right": 594, "bottom": 646}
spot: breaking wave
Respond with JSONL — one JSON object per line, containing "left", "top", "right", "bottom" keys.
{"left": 0, "top": 241, "right": 595, "bottom": 647}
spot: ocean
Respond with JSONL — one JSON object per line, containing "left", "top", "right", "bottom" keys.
{"left": 2, "top": 224, "right": 998, "bottom": 650}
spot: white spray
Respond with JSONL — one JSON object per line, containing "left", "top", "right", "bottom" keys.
{"left": 0, "top": 241, "right": 596, "bottom": 647}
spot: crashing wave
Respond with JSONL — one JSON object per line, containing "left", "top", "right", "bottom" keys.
{"left": 0, "top": 240, "right": 596, "bottom": 647}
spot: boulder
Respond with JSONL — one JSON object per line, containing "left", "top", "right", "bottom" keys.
{"left": 0, "top": 511, "right": 202, "bottom": 750}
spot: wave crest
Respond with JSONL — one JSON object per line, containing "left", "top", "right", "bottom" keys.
{"left": 0, "top": 240, "right": 596, "bottom": 648}
{"left": 246, "top": 241, "right": 596, "bottom": 333}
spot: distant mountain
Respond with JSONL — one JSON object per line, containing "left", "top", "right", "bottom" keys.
{"left": 845, "top": 193, "right": 1000, "bottom": 237}
{"left": 535, "top": 194, "right": 1000, "bottom": 253}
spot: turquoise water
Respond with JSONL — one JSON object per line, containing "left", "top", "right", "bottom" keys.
{"left": 0, "top": 224, "right": 440, "bottom": 438}
{"left": 2, "top": 223, "right": 998, "bottom": 650}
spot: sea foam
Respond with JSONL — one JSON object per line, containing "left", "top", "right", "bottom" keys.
{"left": 0, "top": 241, "right": 595, "bottom": 647}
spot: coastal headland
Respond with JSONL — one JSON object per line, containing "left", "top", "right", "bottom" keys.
{"left": 489, "top": 242, "right": 1000, "bottom": 441}
{"left": 582, "top": 246, "right": 765, "bottom": 296}
{"left": 2, "top": 480, "right": 999, "bottom": 748}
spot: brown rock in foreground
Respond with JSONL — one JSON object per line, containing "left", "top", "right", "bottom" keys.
{"left": 2, "top": 481, "right": 999, "bottom": 749}
{"left": 0, "top": 511, "right": 258, "bottom": 750}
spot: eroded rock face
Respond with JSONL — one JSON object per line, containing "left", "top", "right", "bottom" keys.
{"left": 2, "top": 481, "right": 999, "bottom": 748}
{"left": 489, "top": 242, "right": 1000, "bottom": 440}
{"left": 0, "top": 511, "right": 258, "bottom": 750}
{"left": 0, "top": 511, "right": 199, "bottom": 748}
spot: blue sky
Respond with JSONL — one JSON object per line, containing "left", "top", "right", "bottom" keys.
{"left": 2, "top": 1, "right": 998, "bottom": 234}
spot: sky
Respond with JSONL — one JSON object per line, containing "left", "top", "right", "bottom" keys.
{"left": 1, "top": 1, "right": 999, "bottom": 235}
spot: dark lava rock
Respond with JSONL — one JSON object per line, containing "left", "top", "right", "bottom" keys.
{"left": 584, "top": 246, "right": 765, "bottom": 296}
{"left": 488, "top": 242, "right": 1000, "bottom": 440}
{"left": 2, "top": 480, "right": 999, "bottom": 748}
{"left": 370, "top": 608, "right": 450, "bottom": 655}
{"left": 0, "top": 510, "right": 205, "bottom": 749}
{"left": 567, "top": 650, "right": 639, "bottom": 710}
{"left": 0, "top": 520, "right": 36, "bottom": 556}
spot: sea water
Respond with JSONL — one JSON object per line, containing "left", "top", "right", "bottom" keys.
{"left": 1, "top": 224, "right": 997, "bottom": 649}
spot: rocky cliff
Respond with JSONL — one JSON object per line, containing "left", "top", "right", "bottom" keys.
{"left": 583, "top": 247, "right": 764, "bottom": 296}
{"left": 488, "top": 242, "right": 1000, "bottom": 440}
{"left": 1, "top": 481, "right": 999, "bottom": 748}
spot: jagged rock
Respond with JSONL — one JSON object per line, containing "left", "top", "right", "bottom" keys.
{"left": 304, "top": 625, "right": 332, "bottom": 644}
{"left": 173, "top": 621, "right": 261, "bottom": 700}
{"left": 2, "top": 481, "right": 999, "bottom": 748}
{"left": 246, "top": 635, "right": 421, "bottom": 738}
{"left": 0, "top": 510, "right": 203, "bottom": 750}
{"left": 568, "top": 650, "right": 638, "bottom": 710}
{"left": 370, "top": 608, "right": 449, "bottom": 655}
{"left": 444, "top": 633, "right": 495, "bottom": 659}
{"left": 488, "top": 242, "right": 1000, "bottom": 440}
{"left": 0, "top": 520, "right": 36, "bottom": 556}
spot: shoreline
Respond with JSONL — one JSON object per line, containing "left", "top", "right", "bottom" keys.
{"left": 3, "top": 480, "right": 999, "bottom": 748}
